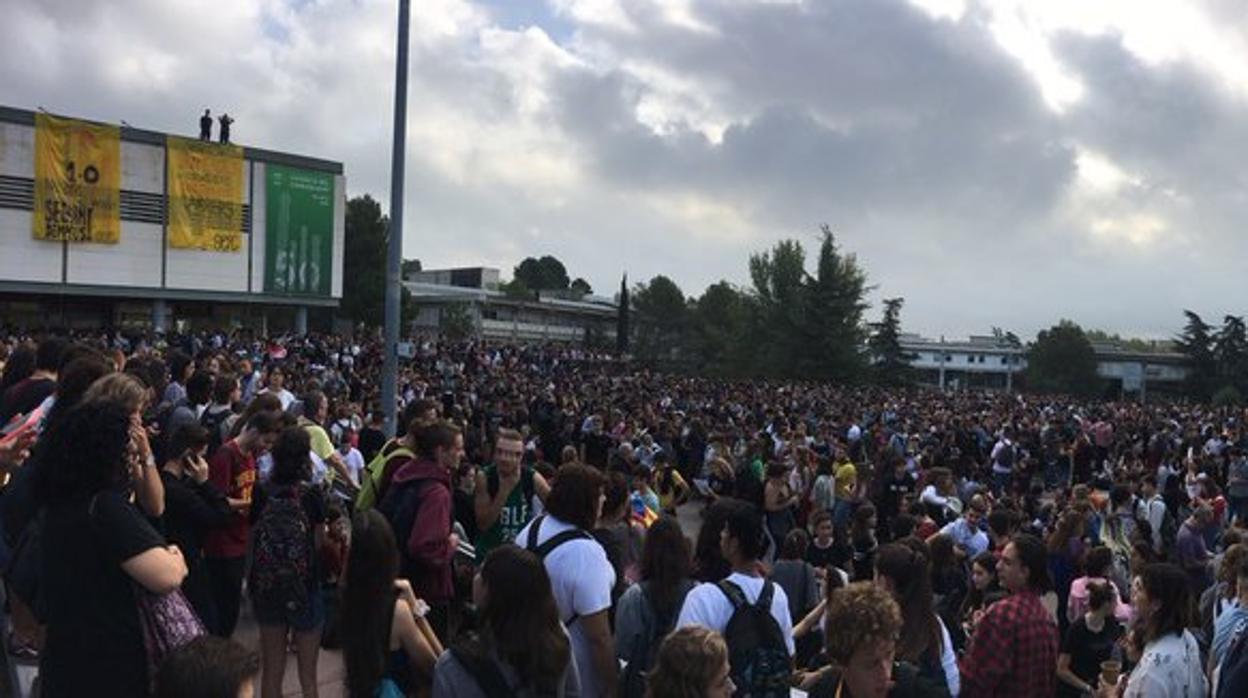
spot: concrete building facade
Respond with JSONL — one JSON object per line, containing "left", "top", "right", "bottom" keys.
{"left": 0, "top": 105, "right": 345, "bottom": 333}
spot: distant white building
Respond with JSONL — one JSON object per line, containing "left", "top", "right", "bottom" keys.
{"left": 403, "top": 267, "right": 617, "bottom": 344}
{"left": 899, "top": 333, "right": 1188, "bottom": 400}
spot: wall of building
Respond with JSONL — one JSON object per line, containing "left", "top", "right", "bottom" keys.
{"left": 0, "top": 114, "right": 344, "bottom": 305}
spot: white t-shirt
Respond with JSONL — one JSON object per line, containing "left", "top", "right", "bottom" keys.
{"left": 340, "top": 447, "right": 365, "bottom": 485}
{"left": 1124, "top": 630, "right": 1207, "bottom": 698}
{"left": 516, "top": 515, "right": 615, "bottom": 698}
{"left": 676, "top": 571, "right": 796, "bottom": 656}
{"left": 262, "top": 387, "right": 296, "bottom": 411}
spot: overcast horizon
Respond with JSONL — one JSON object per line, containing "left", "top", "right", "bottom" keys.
{"left": 4, "top": 0, "right": 1247, "bottom": 341}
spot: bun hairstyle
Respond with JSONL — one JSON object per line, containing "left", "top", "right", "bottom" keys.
{"left": 1086, "top": 580, "right": 1115, "bottom": 612}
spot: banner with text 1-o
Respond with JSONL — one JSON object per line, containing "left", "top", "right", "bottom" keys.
{"left": 265, "top": 164, "right": 334, "bottom": 296}
{"left": 167, "top": 136, "right": 245, "bottom": 251}
{"left": 32, "top": 113, "right": 121, "bottom": 243}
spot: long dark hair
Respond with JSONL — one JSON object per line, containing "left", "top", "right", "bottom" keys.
{"left": 961, "top": 551, "right": 1003, "bottom": 618}
{"left": 876, "top": 538, "right": 942, "bottom": 663}
{"left": 0, "top": 343, "right": 35, "bottom": 394}
{"left": 36, "top": 399, "right": 132, "bottom": 503}
{"left": 229, "top": 393, "right": 282, "bottom": 438}
{"left": 465, "top": 545, "right": 571, "bottom": 694}
{"left": 641, "top": 517, "right": 692, "bottom": 619}
{"left": 693, "top": 499, "right": 733, "bottom": 582}
{"left": 341, "top": 510, "right": 400, "bottom": 698}
{"left": 270, "top": 427, "right": 311, "bottom": 486}
{"left": 1138, "top": 563, "right": 1194, "bottom": 645}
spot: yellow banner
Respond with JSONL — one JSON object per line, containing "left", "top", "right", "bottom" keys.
{"left": 167, "top": 136, "right": 245, "bottom": 251}
{"left": 32, "top": 114, "right": 122, "bottom": 243}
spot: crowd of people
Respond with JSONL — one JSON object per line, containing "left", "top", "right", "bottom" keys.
{"left": 1, "top": 329, "right": 1248, "bottom": 697}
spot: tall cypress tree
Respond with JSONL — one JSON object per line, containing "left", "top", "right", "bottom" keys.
{"left": 616, "top": 273, "right": 630, "bottom": 354}
{"left": 868, "top": 297, "right": 916, "bottom": 386}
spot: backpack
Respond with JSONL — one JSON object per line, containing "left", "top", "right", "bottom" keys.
{"left": 996, "top": 441, "right": 1016, "bottom": 468}
{"left": 620, "top": 581, "right": 694, "bottom": 698}
{"left": 356, "top": 444, "right": 416, "bottom": 512}
{"left": 1159, "top": 508, "right": 1181, "bottom": 552}
{"left": 448, "top": 645, "right": 522, "bottom": 698}
{"left": 249, "top": 485, "right": 312, "bottom": 616}
{"left": 523, "top": 515, "right": 595, "bottom": 626}
{"left": 199, "top": 406, "right": 232, "bottom": 460}
{"left": 377, "top": 476, "right": 432, "bottom": 582}
{"left": 716, "top": 580, "right": 792, "bottom": 698}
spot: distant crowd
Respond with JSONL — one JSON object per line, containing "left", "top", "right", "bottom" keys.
{"left": 0, "top": 328, "right": 1246, "bottom": 697}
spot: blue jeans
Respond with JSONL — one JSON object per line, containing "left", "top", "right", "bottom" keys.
{"left": 832, "top": 499, "right": 855, "bottom": 530}
{"left": 992, "top": 470, "right": 1011, "bottom": 496}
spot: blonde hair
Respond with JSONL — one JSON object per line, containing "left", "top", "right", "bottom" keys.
{"left": 82, "top": 372, "right": 145, "bottom": 414}
{"left": 645, "top": 626, "right": 729, "bottom": 698}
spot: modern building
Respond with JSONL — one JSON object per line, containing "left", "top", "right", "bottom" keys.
{"left": 0, "top": 105, "right": 345, "bottom": 333}
{"left": 403, "top": 267, "right": 618, "bottom": 344}
{"left": 900, "top": 333, "right": 1188, "bottom": 400}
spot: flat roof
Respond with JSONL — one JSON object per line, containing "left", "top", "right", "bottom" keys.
{"left": 0, "top": 105, "right": 343, "bottom": 175}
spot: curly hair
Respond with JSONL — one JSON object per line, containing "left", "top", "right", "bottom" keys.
{"left": 36, "top": 399, "right": 133, "bottom": 502}
{"left": 645, "top": 626, "right": 729, "bottom": 698}
{"left": 824, "top": 582, "right": 902, "bottom": 665}
{"left": 270, "top": 427, "right": 312, "bottom": 486}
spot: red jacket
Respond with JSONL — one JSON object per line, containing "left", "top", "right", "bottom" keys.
{"left": 389, "top": 458, "right": 454, "bottom": 603}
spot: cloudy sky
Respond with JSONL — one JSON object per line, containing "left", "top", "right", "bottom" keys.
{"left": 4, "top": 0, "right": 1248, "bottom": 340}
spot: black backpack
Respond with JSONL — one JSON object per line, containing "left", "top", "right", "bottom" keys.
{"left": 619, "top": 581, "right": 694, "bottom": 698}
{"left": 996, "top": 441, "right": 1016, "bottom": 468}
{"left": 524, "top": 515, "right": 595, "bottom": 626}
{"left": 716, "top": 580, "right": 792, "bottom": 698}
{"left": 249, "top": 485, "right": 313, "bottom": 616}
{"left": 200, "top": 406, "right": 232, "bottom": 460}
{"left": 377, "top": 477, "right": 433, "bottom": 581}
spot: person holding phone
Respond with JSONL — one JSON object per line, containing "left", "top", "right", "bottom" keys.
{"left": 160, "top": 423, "right": 231, "bottom": 632}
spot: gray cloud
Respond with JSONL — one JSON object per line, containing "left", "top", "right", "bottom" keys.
{"left": 2, "top": 0, "right": 1247, "bottom": 339}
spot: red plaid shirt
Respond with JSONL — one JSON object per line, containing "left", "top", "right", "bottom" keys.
{"left": 960, "top": 590, "right": 1059, "bottom": 698}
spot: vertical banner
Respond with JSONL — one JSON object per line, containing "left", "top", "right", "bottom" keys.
{"left": 167, "top": 136, "right": 245, "bottom": 251}
{"left": 32, "top": 114, "right": 121, "bottom": 243}
{"left": 264, "top": 164, "right": 333, "bottom": 296}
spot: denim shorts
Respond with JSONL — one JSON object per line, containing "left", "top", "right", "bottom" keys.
{"left": 252, "top": 585, "right": 325, "bottom": 632}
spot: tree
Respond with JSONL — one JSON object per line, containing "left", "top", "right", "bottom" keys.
{"left": 513, "top": 255, "right": 570, "bottom": 291}
{"left": 1214, "top": 315, "right": 1248, "bottom": 394}
{"left": 616, "top": 274, "right": 630, "bottom": 354}
{"left": 439, "top": 302, "right": 474, "bottom": 341}
{"left": 1084, "top": 328, "right": 1161, "bottom": 353}
{"left": 632, "top": 275, "right": 687, "bottom": 360}
{"left": 570, "top": 277, "right": 593, "bottom": 296}
{"left": 1026, "top": 320, "right": 1101, "bottom": 396}
{"left": 340, "top": 195, "right": 388, "bottom": 327}
{"left": 748, "top": 239, "right": 810, "bottom": 376}
{"left": 803, "top": 226, "right": 870, "bottom": 381}
{"left": 868, "top": 297, "right": 916, "bottom": 386}
{"left": 400, "top": 258, "right": 422, "bottom": 278}
{"left": 500, "top": 278, "right": 535, "bottom": 300}
{"left": 1175, "top": 310, "right": 1218, "bottom": 399}
{"left": 689, "top": 281, "right": 752, "bottom": 375}
{"left": 992, "top": 326, "right": 1022, "bottom": 348}
{"left": 742, "top": 227, "right": 870, "bottom": 380}
{"left": 400, "top": 286, "right": 418, "bottom": 335}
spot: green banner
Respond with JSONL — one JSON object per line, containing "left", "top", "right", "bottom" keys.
{"left": 265, "top": 164, "right": 334, "bottom": 296}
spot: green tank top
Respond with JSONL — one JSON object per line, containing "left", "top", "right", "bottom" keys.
{"left": 474, "top": 464, "right": 535, "bottom": 562}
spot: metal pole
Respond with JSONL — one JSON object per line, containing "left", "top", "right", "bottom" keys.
{"left": 382, "top": 0, "right": 410, "bottom": 438}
